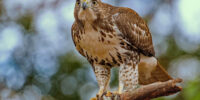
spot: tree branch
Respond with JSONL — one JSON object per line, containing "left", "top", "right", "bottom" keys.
{"left": 96, "top": 78, "right": 182, "bottom": 100}
{"left": 120, "top": 78, "right": 182, "bottom": 100}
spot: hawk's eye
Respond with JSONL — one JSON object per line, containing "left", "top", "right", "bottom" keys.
{"left": 93, "top": 1, "right": 97, "bottom": 5}
{"left": 76, "top": 1, "right": 80, "bottom": 5}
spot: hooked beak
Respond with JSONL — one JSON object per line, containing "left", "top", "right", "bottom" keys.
{"left": 82, "top": 1, "right": 88, "bottom": 10}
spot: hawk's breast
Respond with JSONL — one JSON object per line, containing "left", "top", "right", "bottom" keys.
{"left": 73, "top": 22, "right": 139, "bottom": 67}
{"left": 79, "top": 26, "right": 119, "bottom": 58}
{"left": 74, "top": 24, "right": 129, "bottom": 66}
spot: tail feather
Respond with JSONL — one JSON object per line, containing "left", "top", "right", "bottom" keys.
{"left": 139, "top": 61, "right": 172, "bottom": 85}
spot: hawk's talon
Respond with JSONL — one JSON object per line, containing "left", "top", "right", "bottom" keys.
{"left": 102, "top": 91, "right": 107, "bottom": 97}
{"left": 105, "top": 91, "right": 113, "bottom": 97}
{"left": 96, "top": 91, "right": 108, "bottom": 100}
{"left": 96, "top": 94, "right": 100, "bottom": 100}
{"left": 99, "top": 91, "right": 121, "bottom": 100}
{"left": 96, "top": 91, "right": 121, "bottom": 100}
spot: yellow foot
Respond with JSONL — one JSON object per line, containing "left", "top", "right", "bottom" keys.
{"left": 90, "top": 97, "right": 97, "bottom": 100}
{"left": 96, "top": 91, "right": 113, "bottom": 99}
{"left": 96, "top": 91, "right": 121, "bottom": 100}
{"left": 105, "top": 91, "right": 113, "bottom": 97}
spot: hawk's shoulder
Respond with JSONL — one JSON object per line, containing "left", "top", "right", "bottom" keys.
{"left": 111, "top": 7, "right": 155, "bottom": 57}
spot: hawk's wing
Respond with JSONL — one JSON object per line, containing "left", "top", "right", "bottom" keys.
{"left": 113, "top": 8, "right": 172, "bottom": 84}
{"left": 113, "top": 8, "right": 155, "bottom": 57}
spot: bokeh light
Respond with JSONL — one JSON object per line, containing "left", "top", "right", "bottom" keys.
{"left": 0, "top": 0, "right": 200, "bottom": 100}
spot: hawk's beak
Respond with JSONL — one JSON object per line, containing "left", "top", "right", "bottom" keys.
{"left": 82, "top": 1, "right": 88, "bottom": 10}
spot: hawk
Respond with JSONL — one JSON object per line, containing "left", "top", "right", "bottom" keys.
{"left": 72, "top": 0, "right": 172, "bottom": 97}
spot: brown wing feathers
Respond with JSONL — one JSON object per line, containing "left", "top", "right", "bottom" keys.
{"left": 112, "top": 8, "right": 172, "bottom": 84}
{"left": 113, "top": 8, "right": 155, "bottom": 57}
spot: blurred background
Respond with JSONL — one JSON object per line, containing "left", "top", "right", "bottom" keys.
{"left": 0, "top": 0, "right": 200, "bottom": 100}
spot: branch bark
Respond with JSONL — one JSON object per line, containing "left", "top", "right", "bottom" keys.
{"left": 96, "top": 78, "right": 182, "bottom": 100}
{"left": 120, "top": 78, "right": 182, "bottom": 100}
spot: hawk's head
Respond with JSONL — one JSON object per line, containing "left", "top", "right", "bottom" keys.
{"left": 74, "top": 0, "right": 102, "bottom": 23}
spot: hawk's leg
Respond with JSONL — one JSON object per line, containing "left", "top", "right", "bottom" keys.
{"left": 119, "top": 64, "right": 139, "bottom": 93}
{"left": 94, "top": 65, "right": 111, "bottom": 97}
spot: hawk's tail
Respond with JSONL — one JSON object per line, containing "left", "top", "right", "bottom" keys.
{"left": 139, "top": 61, "right": 173, "bottom": 85}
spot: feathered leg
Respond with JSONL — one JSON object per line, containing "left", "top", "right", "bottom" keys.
{"left": 94, "top": 65, "right": 111, "bottom": 97}
{"left": 119, "top": 64, "right": 139, "bottom": 93}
